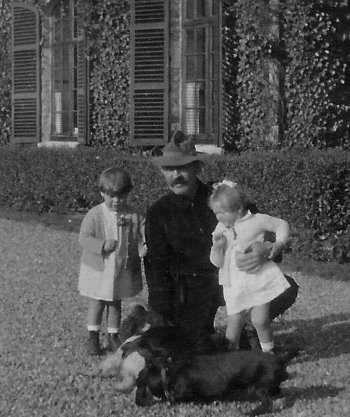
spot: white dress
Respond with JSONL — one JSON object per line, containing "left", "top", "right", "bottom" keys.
{"left": 210, "top": 211, "right": 291, "bottom": 315}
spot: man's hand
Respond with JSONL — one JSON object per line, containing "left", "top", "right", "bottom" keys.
{"left": 235, "top": 241, "right": 272, "bottom": 274}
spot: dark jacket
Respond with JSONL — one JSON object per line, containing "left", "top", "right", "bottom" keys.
{"left": 144, "top": 180, "right": 219, "bottom": 319}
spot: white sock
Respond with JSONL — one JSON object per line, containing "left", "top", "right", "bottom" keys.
{"left": 107, "top": 327, "right": 119, "bottom": 334}
{"left": 260, "top": 341, "right": 274, "bottom": 353}
{"left": 87, "top": 324, "right": 101, "bottom": 332}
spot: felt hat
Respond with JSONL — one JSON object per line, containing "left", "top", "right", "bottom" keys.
{"left": 152, "top": 131, "right": 207, "bottom": 167}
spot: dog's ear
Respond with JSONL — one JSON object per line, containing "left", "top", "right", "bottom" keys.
{"left": 131, "top": 303, "right": 149, "bottom": 317}
{"left": 121, "top": 337, "right": 142, "bottom": 358}
{"left": 135, "top": 368, "right": 155, "bottom": 406}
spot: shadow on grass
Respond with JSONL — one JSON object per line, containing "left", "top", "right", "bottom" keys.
{"left": 215, "top": 311, "right": 350, "bottom": 363}
{"left": 273, "top": 312, "right": 350, "bottom": 362}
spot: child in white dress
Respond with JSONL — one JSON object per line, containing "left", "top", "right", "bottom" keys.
{"left": 78, "top": 167, "right": 147, "bottom": 355}
{"left": 209, "top": 180, "right": 290, "bottom": 353}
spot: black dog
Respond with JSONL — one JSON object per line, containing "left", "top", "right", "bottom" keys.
{"left": 135, "top": 328, "right": 298, "bottom": 415}
{"left": 136, "top": 325, "right": 215, "bottom": 361}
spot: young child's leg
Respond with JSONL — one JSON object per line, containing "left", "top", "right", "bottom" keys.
{"left": 226, "top": 311, "right": 246, "bottom": 351}
{"left": 251, "top": 302, "right": 274, "bottom": 353}
{"left": 86, "top": 298, "right": 105, "bottom": 355}
{"left": 106, "top": 300, "right": 122, "bottom": 352}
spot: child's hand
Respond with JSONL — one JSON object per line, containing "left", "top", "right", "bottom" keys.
{"left": 139, "top": 243, "right": 148, "bottom": 258}
{"left": 268, "top": 241, "right": 285, "bottom": 260}
{"left": 103, "top": 238, "right": 117, "bottom": 255}
{"left": 212, "top": 233, "right": 227, "bottom": 248}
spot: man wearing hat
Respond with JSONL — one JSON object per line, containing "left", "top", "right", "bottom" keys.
{"left": 144, "top": 131, "right": 298, "bottom": 349}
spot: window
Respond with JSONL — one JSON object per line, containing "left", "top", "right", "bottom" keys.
{"left": 129, "top": 0, "right": 169, "bottom": 146}
{"left": 11, "top": 2, "right": 40, "bottom": 144}
{"left": 52, "top": 0, "right": 78, "bottom": 140}
{"left": 183, "top": 0, "right": 221, "bottom": 144}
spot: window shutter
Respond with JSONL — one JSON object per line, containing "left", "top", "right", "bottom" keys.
{"left": 11, "top": 2, "right": 40, "bottom": 144}
{"left": 130, "top": 0, "right": 169, "bottom": 146}
{"left": 77, "top": 5, "right": 88, "bottom": 144}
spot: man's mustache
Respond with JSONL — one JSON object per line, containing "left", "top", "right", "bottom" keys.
{"left": 170, "top": 177, "right": 188, "bottom": 187}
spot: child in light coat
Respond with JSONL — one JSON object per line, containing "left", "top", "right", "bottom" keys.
{"left": 209, "top": 180, "right": 290, "bottom": 353}
{"left": 78, "top": 167, "right": 147, "bottom": 355}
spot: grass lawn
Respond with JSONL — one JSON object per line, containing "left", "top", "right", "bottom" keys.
{"left": 1, "top": 209, "right": 350, "bottom": 417}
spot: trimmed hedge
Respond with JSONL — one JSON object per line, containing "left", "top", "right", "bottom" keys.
{"left": 1, "top": 146, "right": 350, "bottom": 262}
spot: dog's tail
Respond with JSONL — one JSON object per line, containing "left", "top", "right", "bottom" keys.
{"left": 276, "top": 346, "right": 299, "bottom": 366}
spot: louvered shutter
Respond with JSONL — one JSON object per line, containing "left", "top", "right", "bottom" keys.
{"left": 77, "top": 5, "right": 88, "bottom": 144}
{"left": 130, "top": 0, "right": 169, "bottom": 146}
{"left": 11, "top": 2, "right": 40, "bottom": 144}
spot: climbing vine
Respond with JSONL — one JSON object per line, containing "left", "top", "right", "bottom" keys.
{"left": 0, "top": 0, "right": 349, "bottom": 149}
{"left": 222, "top": 0, "right": 350, "bottom": 152}
{"left": 85, "top": 0, "right": 130, "bottom": 148}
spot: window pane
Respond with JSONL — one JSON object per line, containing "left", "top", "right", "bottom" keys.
{"left": 197, "top": 0, "right": 206, "bottom": 17}
{"left": 63, "top": 18, "right": 71, "bottom": 41}
{"left": 74, "top": 67, "right": 78, "bottom": 89}
{"left": 62, "top": 46, "right": 70, "bottom": 67}
{"left": 198, "top": 108, "right": 205, "bottom": 133}
{"left": 73, "top": 0, "right": 78, "bottom": 38}
{"left": 54, "top": 92, "right": 62, "bottom": 133}
{"left": 62, "top": 70, "right": 70, "bottom": 90}
{"left": 186, "top": 83, "right": 196, "bottom": 107}
{"left": 211, "top": 0, "right": 216, "bottom": 15}
{"left": 186, "top": 0, "right": 194, "bottom": 19}
{"left": 53, "top": 70, "right": 61, "bottom": 90}
{"left": 53, "top": 48, "right": 62, "bottom": 67}
{"left": 186, "top": 109, "right": 196, "bottom": 134}
{"left": 54, "top": 19, "right": 61, "bottom": 42}
{"left": 185, "top": 82, "right": 206, "bottom": 135}
{"left": 52, "top": 0, "right": 77, "bottom": 138}
{"left": 186, "top": 56, "right": 196, "bottom": 80}
{"left": 62, "top": 92, "right": 70, "bottom": 113}
{"left": 197, "top": 28, "right": 205, "bottom": 53}
{"left": 196, "top": 55, "right": 205, "bottom": 79}
{"left": 73, "top": 112, "right": 78, "bottom": 131}
{"left": 73, "top": 46, "right": 77, "bottom": 67}
{"left": 186, "top": 29, "right": 195, "bottom": 55}
{"left": 74, "top": 93, "right": 77, "bottom": 112}
{"left": 61, "top": 112, "right": 70, "bottom": 133}
{"left": 197, "top": 82, "right": 205, "bottom": 106}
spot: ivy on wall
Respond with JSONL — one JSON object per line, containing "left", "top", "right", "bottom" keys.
{"left": 0, "top": 0, "right": 349, "bottom": 150}
{"left": 222, "top": 0, "right": 350, "bottom": 152}
{"left": 282, "top": 0, "right": 349, "bottom": 149}
{"left": 85, "top": 0, "right": 130, "bottom": 148}
{"left": 0, "top": 0, "right": 11, "bottom": 146}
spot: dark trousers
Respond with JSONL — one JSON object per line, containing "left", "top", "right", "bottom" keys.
{"left": 173, "top": 274, "right": 219, "bottom": 343}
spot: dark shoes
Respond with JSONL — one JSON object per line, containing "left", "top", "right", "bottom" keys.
{"left": 86, "top": 331, "right": 121, "bottom": 355}
{"left": 86, "top": 331, "right": 102, "bottom": 355}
